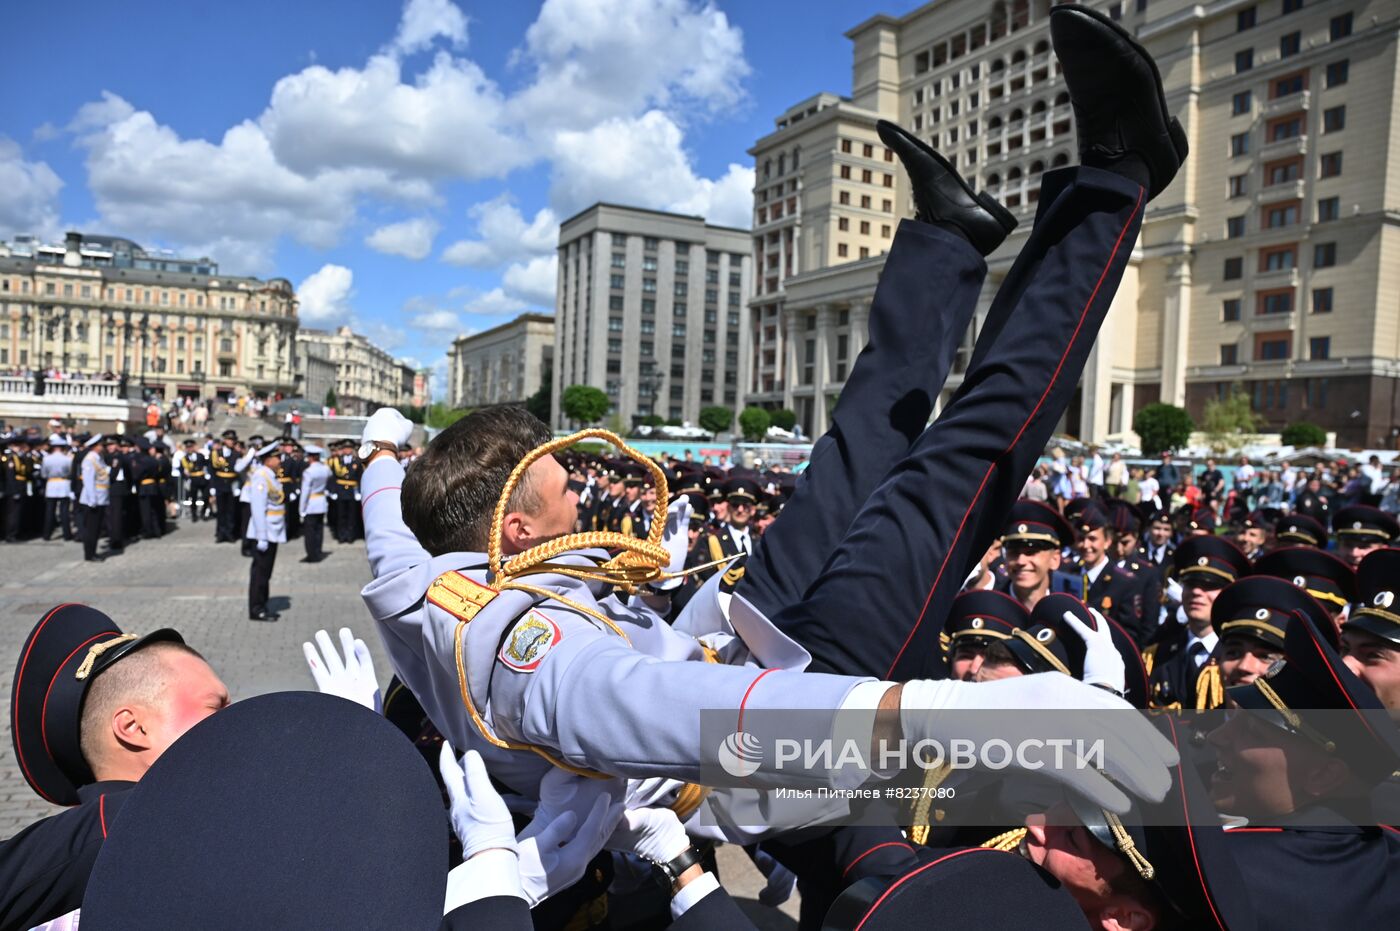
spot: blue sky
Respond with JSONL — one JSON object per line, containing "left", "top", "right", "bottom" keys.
{"left": 0, "top": 0, "right": 923, "bottom": 390}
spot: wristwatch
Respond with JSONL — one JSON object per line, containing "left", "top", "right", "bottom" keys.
{"left": 357, "top": 440, "right": 398, "bottom": 463}
{"left": 652, "top": 845, "right": 705, "bottom": 888}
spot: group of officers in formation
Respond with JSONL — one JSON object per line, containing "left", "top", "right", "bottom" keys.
{"left": 3, "top": 7, "right": 1399, "bottom": 929}
{"left": 0, "top": 423, "right": 408, "bottom": 620}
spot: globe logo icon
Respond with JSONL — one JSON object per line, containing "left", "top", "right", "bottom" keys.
{"left": 717, "top": 730, "right": 762, "bottom": 778}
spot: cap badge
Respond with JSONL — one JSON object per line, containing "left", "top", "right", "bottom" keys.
{"left": 1197, "top": 556, "right": 1208, "bottom": 566}
{"left": 1376, "top": 591, "right": 1395, "bottom": 609}
{"left": 1018, "top": 524, "right": 1029, "bottom": 534}
{"left": 1036, "top": 628, "right": 1055, "bottom": 643}
{"left": 1293, "top": 575, "right": 1306, "bottom": 587}
{"left": 1353, "top": 521, "right": 1363, "bottom": 530}
{"left": 970, "top": 617, "right": 984, "bottom": 629}
{"left": 1255, "top": 608, "right": 1270, "bottom": 621}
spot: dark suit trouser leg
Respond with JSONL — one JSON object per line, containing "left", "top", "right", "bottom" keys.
{"left": 4, "top": 496, "right": 20, "bottom": 542}
{"left": 216, "top": 489, "right": 235, "bottom": 539}
{"left": 139, "top": 496, "right": 160, "bottom": 538}
{"left": 42, "top": 499, "right": 58, "bottom": 539}
{"left": 772, "top": 167, "right": 1146, "bottom": 680}
{"left": 82, "top": 505, "right": 103, "bottom": 559}
{"left": 304, "top": 513, "right": 323, "bottom": 560}
{"left": 738, "top": 221, "right": 987, "bottom": 620}
{"left": 249, "top": 543, "right": 277, "bottom": 615}
{"left": 106, "top": 494, "right": 125, "bottom": 549}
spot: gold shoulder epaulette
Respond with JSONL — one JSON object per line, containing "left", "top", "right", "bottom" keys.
{"left": 427, "top": 571, "right": 499, "bottom": 622}
{"left": 1195, "top": 661, "right": 1224, "bottom": 710}
{"left": 1141, "top": 643, "right": 1158, "bottom": 677}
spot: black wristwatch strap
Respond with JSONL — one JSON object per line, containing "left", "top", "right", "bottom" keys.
{"left": 654, "top": 845, "right": 705, "bottom": 886}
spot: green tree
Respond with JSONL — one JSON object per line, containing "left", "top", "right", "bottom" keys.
{"left": 525, "top": 384, "right": 551, "bottom": 423}
{"left": 639, "top": 414, "right": 665, "bottom": 427}
{"left": 324, "top": 388, "right": 337, "bottom": 409}
{"left": 769, "top": 408, "right": 798, "bottom": 431}
{"left": 698, "top": 405, "right": 734, "bottom": 436}
{"left": 1202, "top": 386, "right": 1263, "bottom": 454}
{"left": 397, "top": 405, "right": 426, "bottom": 424}
{"left": 1133, "top": 403, "right": 1194, "bottom": 456}
{"left": 425, "top": 402, "right": 471, "bottom": 429}
{"left": 738, "top": 406, "right": 772, "bottom": 442}
{"left": 1281, "top": 421, "right": 1328, "bottom": 447}
{"left": 561, "top": 384, "right": 609, "bottom": 425}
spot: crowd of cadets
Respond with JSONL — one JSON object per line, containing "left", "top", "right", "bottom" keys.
{"left": 0, "top": 426, "right": 420, "bottom": 559}
{"left": 947, "top": 481, "right": 1400, "bottom": 716}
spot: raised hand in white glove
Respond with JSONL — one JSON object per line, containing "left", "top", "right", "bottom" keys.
{"left": 606, "top": 805, "right": 690, "bottom": 865}
{"left": 256, "top": 539, "right": 268, "bottom": 553}
{"left": 360, "top": 407, "right": 413, "bottom": 448}
{"left": 1062, "top": 607, "right": 1126, "bottom": 695}
{"left": 650, "top": 498, "right": 693, "bottom": 592}
{"left": 441, "top": 746, "right": 518, "bottom": 859}
{"left": 302, "top": 627, "right": 382, "bottom": 714}
{"left": 898, "top": 673, "right": 1178, "bottom": 813}
{"left": 515, "top": 768, "right": 626, "bottom": 906}
{"left": 1165, "top": 576, "right": 1183, "bottom": 605}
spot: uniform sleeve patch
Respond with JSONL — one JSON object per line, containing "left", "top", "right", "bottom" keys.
{"left": 499, "top": 612, "right": 562, "bottom": 672}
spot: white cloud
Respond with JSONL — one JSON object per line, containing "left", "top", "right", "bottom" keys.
{"left": 513, "top": 0, "right": 749, "bottom": 130}
{"left": 72, "top": 92, "right": 432, "bottom": 274}
{"left": 409, "top": 308, "right": 463, "bottom": 332}
{"left": 0, "top": 137, "right": 63, "bottom": 238}
{"left": 461, "top": 287, "right": 527, "bottom": 316}
{"left": 502, "top": 255, "right": 558, "bottom": 307}
{"left": 366, "top": 216, "right": 439, "bottom": 259}
{"left": 261, "top": 52, "right": 527, "bottom": 182}
{"left": 391, "top": 0, "right": 469, "bottom": 56}
{"left": 549, "top": 110, "right": 751, "bottom": 227}
{"left": 441, "top": 195, "right": 557, "bottom": 268}
{"left": 297, "top": 264, "right": 355, "bottom": 326}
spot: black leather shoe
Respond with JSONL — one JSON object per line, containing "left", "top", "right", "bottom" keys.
{"left": 877, "top": 120, "right": 1017, "bottom": 256}
{"left": 1050, "top": 3, "right": 1188, "bottom": 199}
{"left": 249, "top": 610, "right": 280, "bottom": 622}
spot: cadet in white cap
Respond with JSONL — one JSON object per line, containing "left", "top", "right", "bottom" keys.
{"left": 41, "top": 435, "right": 74, "bottom": 541}
{"left": 246, "top": 442, "right": 286, "bottom": 621}
{"left": 298, "top": 444, "right": 331, "bottom": 563}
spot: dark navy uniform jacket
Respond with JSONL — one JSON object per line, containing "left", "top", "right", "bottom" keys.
{"left": 1082, "top": 560, "right": 1147, "bottom": 644}
{"left": 1143, "top": 628, "right": 1214, "bottom": 709}
{"left": 0, "top": 779, "right": 133, "bottom": 930}
{"left": 1225, "top": 807, "right": 1400, "bottom": 927}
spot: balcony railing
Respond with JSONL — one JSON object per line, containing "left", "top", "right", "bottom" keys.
{"left": 0, "top": 376, "right": 122, "bottom": 399}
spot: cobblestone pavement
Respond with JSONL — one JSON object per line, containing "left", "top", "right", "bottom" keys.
{"left": 0, "top": 523, "right": 798, "bottom": 926}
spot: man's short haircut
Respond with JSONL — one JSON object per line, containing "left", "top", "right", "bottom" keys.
{"left": 401, "top": 406, "right": 553, "bottom": 555}
{"left": 79, "top": 641, "right": 207, "bottom": 771}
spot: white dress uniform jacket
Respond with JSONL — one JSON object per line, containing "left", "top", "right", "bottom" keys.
{"left": 246, "top": 464, "right": 288, "bottom": 544}
{"left": 299, "top": 461, "right": 331, "bottom": 517}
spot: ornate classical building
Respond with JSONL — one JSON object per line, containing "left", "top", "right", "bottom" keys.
{"left": 745, "top": 0, "right": 1400, "bottom": 448}
{"left": 0, "top": 232, "right": 298, "bottom": 401}
{"left": 295, "top": 326, "right": 415, "bottom": 415}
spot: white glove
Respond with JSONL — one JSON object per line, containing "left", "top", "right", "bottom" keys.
{"left": 1062, "top": 608, "right": 1126, "bottom": 694}
{"left": 302, "top": 628, "right": 382, "bottom": 714}
{"left": 440, "top": 747, "right": 518, "bottom": 859}
{"left": 256, "top": 539, "right": 268, "bottom": 552}
{"left": 606, "top": 806, "right": 689, "bottom": 864}
{"left": 899, "top": 673, "right": 1177, "bottom": 813}
{"left": 650, "top": 498, "right": 693, "bottom": 592}
{"left": 515, "top": 769, "right": 625, "bottom": 907}
{"left": 1165, "top": 576, "right": 1183, "bottom": 605}
{"left": 360, "top": 408, "right": 413, "bottom": 448}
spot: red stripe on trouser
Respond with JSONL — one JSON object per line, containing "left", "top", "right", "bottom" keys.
{"left": 885, "top": 185, "right": 1145, "bottom": 679}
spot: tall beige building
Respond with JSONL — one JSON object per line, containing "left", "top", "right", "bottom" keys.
{"left": 447, "top": 313, "right": 554, "bottom": 409}
{"left": 0, "top": 232, "right": 298, "bottom": 400}
{"left": 554, "top": 204, "right": 752, "bottom": 429}
{"left": 295, "top": 326, "right": 414, "bottom": 415}
{"left": 746, "top": 0, "right": 1400, "bottom": 448}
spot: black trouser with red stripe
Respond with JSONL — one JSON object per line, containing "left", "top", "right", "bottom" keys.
{"left": 738, "top": 218, "right": 987, "bottom": 649}
{"left": 754, "top": 166, "right": 1145, "bottom": 682}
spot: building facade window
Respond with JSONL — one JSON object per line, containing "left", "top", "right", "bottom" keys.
{"left": 1330, "top": 13, "right": 1352, "bottom": 40}
{"left": 1227, "top": 215, "right": 1246, "bottom": 238}
{"left": 1314, "top": 242, "right": 1337, "bottom": 267}
{"left": 1323, "top": 106, "right": 1346, "bottom": 132}
{"left": 1232, "top": 90, "right": 1252, "bottom": 115}
{"left": 1235, "top": 49, "right": 1253, "bottom": 73}
{"left": 1312, "top": 288, "right": 1334, "bottom": 313}
{"left": 1220, "top": 344, "right": 1238, "bottom": 365}
{"left": 1326, "top": 60, "right": 1349, "bottom": 87}
{"left": 1223, "top": 299, "right": 1242, "bottom": 322}
{"left": 1317, "top": 196, "right": 1340, "bottom": 222}
{"left": 1224, "top": 257, "right": 1243, "bottom": 280}
{"left": 1309, "top": 337, "right": 1330, "bottom": 360}
{"left": 1279, "top": 32, "right": 1301, "bottom": 58}
{"left": 1319, "top": 151, "right": 1343, "bottom": 178}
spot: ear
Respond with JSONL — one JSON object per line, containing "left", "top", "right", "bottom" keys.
{"left": 1048, "top": 550, "right": 1063, "bottom": 570}
{"left": 111, "top": 706, "right": 154, "bottom": 753}
{"left": 499, "top": 510, "right": 534, "bottom": 553}
{"left": 1097, "top": 900, "right": 1155, "bottom": 931}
